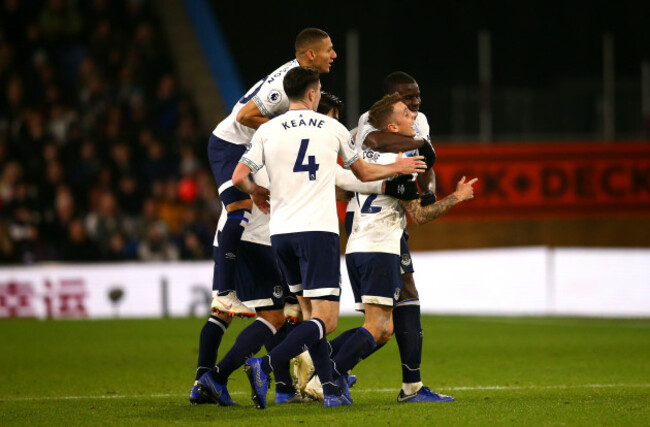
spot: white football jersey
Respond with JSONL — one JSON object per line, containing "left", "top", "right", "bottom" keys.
{"left": 241, "top": 109, "right": 358, "bottom": 236}
{"left": 346, "top": 110, "right": 431, "bottom": 254}
{"left": 345, "top": 150, "right": 406, "bottom": 255}
{"left": 213, "top": 167, "right": 271, "bottom": 247}
{"left": 213, "top": 60, "right": 299, "bottom": 145}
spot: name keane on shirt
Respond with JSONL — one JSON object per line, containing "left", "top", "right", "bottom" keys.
{"left": 281, "top": 117, "right": 325, "bottom": 130}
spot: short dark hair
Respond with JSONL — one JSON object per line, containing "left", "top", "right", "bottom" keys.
{"left": 317, "top": 91, "right": 344, "bottom": 116}
{"left": 382, "top": 71, "right": 417, "bottom": 95}
{"left": 295, "top": 28, "right": 329, "bottom": 55}
{"left": 284, "top": 66, "right": 320, "bottom": 101}
{"left": 368, "top": 92, "right": 404, "bottom": 130}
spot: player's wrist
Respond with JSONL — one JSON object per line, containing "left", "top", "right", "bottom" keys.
{"left": 450, "top": 192, "right": 464, "bottom": 202}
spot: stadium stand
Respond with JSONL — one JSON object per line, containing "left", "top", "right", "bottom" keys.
{"left": 0, "top": 0, "right": 217, "bottom": 264}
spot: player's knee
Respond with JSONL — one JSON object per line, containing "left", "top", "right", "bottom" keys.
{"left": 323, "top": 316, "right": 338, "bottom": 335}
{"left": 398, "top": 273, "right": 418, "bottom": 301}
{"left": 376, "top": 323, "right": 393, "bottom": 345}
{"left": 257, "top": 309, "right": 285, "bottom": 331}
{"left": 363, "top": 321, "right": 391, "bottom": 345}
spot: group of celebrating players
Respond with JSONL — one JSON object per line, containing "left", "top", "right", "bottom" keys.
{"left": 189, "top": 27, "right": 477, "bottom": 409}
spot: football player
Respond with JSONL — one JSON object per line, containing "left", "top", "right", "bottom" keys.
{"left": 324, "top": 92, "right": 476, "bottom": 403}
{"left": 208, "top": 28, "right": 337, "bottom": 318}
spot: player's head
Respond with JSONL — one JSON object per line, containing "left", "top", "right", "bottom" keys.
{"left": 382, "top": 71, "right": 421, "bottom": 113}
{"left": 295, "top": 28, "right": 337, "bottom": 74}
{"left": 317, "top": 91, "right": 344, "bottom": 120}
{"left": 368, "top": 92, "right": 417, "bottom": 137}
{"left": 284, "top": 66, "right": 321, "bottom": 110}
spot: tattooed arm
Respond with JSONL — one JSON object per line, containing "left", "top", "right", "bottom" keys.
{"left": 399, "top": 176, "right": 478, "bottom": 225}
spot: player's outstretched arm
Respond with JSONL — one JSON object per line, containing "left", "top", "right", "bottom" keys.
{"left": 232, "top": 163, "right": 271, "bottom": 213}
{"left": 364, "top": 131, "right": 424, "bottom": 153}
{"left": 335, "top": 166, "right": 382, "bottom": 195}
{"left": 400, "top": 176, "right": 478, "bottom": 225}
{"left": 350, "top": 153, "right": 426, "bottom": 182}
{"left": 335, "top": 167, "right": 419, "bottom": 200}
{"left": 364, "top": 132, "right": 436, "bottom": 168}
{"left": 236, "top": 99, "right": 270, "bottom": 129}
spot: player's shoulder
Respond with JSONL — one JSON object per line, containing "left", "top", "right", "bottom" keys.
{"left": 356, "top": 110, "right": 379, "bottom": 144}
{"left": 317, "top": 112, "right": 351, "bottom": 137}
{"left": 415, "top": 111, "right": 429, "bottom": 126}
{"left": 265, "top": 59, "right": 299, "bottom": 82}
{"left": 357, "top": 110, "right": 370, "bottom": 127}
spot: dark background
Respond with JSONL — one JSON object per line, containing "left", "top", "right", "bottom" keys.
{"left": 211, "top": 0, "right": 650, "bottom": 141}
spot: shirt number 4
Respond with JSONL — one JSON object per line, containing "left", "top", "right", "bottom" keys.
{"left": 293, "top": 139, "right": 319, "bottom": 181}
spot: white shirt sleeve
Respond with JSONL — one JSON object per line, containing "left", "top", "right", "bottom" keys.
{"left": 239, "top": 131, "right": 264, "bottom": 172}
{"left": 252, "top": 60, "right": 297, "bottom": 118}
{"left": 356, "top": 111, "right": 379, "bottom": 147}
{"left": 334, "top": 123, "right": 359, "bottom": 167}
{"left": 335, "top": 166, "right": 382, "bottom": 194}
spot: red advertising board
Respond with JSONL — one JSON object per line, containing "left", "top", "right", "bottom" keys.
{"left": 432, "top": 141, "right": 650, "bottom": 219}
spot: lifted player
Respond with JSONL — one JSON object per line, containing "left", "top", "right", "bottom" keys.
{"left": 208, "top": 28, "right": 338, "bottom": 318}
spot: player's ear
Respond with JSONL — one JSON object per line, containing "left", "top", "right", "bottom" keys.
{"left": 306, "top": 49, "right": 315, "bottom": 61}
{"left": 386, "top": 122, "right": 399, "bottom": 133}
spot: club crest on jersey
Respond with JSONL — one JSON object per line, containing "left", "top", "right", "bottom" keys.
{"left": 401, "top": 253, "right": 412, "bottom": 266}
{"left": 268, "top": 90, "right": 282, "bottom": 104}
{"left": 394, "top": 288, "right": 401, "bottom": 301}
{"left": 272, "top": 285, "right": 283, "bottom": 299}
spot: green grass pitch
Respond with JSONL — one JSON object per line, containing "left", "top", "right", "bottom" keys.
{"left": 1, "top": 315, "right": 649, "bottom": 426}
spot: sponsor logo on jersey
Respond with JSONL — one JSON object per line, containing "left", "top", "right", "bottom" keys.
{"left": 272, "top": 285, "right": 283, "bottom": 299}
{"left": 348, "top": 137, "right": 355, "bottom": 150}
{"left": 363, "top": 149, "right": 380, "bottom": 162}
{"left": 401, "top": 253, "right": 412, "bottom": 266}
{"left": 268, "top": 90, "right": 282, "bottom": 104}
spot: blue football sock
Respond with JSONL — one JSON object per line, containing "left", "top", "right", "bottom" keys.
{"left": 213, "top": 318, "right": 276, "bottom": 383}
{"left": 216, "top": 209, "right": 250, "bottom": 295}
{"left": 331, "top": 327, "right": 376, "bottom": 379}
{"left": 261, "top": 318, "right": 325, "bottom": 376}
{"left": 327, "top": 327, "right": 359, "bottom": 358}
{"left": 310, "top": 336, "right": 339, "bottom": 397}
{"left": 393, "top": 302, "right": 423, "bottom": 383}
{"left": 195, "top": 315, "right": 228, "bottom": 381}
{"left": 264, "top": 326, "right": 294, "bottom": 393}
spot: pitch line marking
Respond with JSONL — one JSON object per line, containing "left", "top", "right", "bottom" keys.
{"left": 3, "top": 383, "right": 649, "bottom": 402}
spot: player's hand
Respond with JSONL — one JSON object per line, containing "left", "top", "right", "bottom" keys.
{"left": 251, "top": 185, "right": 270, "bottom": 214}
{"left": 384, "top": 175, "right": 419, "bottom": 200}
{"left": 453, "top": 176, "right": 478, "bottom": 201}
{"left": 395, "top": 152, "right": 427, "bottom": 175}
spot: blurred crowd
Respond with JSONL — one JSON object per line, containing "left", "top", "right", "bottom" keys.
{"left": 0, "top": 0, "right": 220, "bottom": 264}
